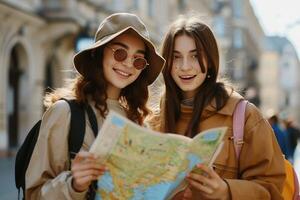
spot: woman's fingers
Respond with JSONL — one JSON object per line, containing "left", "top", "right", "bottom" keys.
{"left": 72, "top": 161, "right": 106, "bottom": 171}
{"left": 186, "top": 164, "right": 229, "bottom": 199}
{"left": 72, "top": 169, "right": 104, "bottom": 188}
{"left": 72, "top": 151, "right": 106, "bottom": 172}
{"left": 170, "top": 187, "right": 193, "bottom": 200}
{"left": 71, "top": 151, "right": 107, "bottom": 192}
{"left": 73, "top": 151, "right": 96, "bottom": 163}
{"left": 72, "top": 174, "right": 98, "bottom": 192}
{"left": 188, "top": 164, "right": 212, "bottom": 183}
{"left": 193, "top": 164, "right": 215, "bottom": 177}
{"left": 73, "top": 168, "right": 105, "bottom": 177}
{"left": 187, "top": 175, "right": 214, "bottom": 194}
{"left": 182, "top": 187, "right": 193, "bottom": 200}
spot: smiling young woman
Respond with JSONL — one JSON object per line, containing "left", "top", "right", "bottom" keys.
{"left": 25, "top": 13, "right": 165, "bottom": 200}
{"left": 148, "top": 15, "right": 285, "bottom": 200}
{"left": 102, "top": 31, "right": 146, "bottom": 99}
{"left": 171, "top": 34, "right": 208, "bottom": 99}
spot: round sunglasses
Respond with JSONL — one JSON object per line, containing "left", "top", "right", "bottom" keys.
{"left": 107, "top": 46, "right": 149, "bottom": 70}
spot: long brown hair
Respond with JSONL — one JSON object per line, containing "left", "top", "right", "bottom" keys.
{"left": 44, "top": 45, "right": 150, "bottom": 125}
{"left": 161, "top": 16, "right": 229, "bottom": 137}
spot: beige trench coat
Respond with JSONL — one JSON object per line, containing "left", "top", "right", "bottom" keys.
{"left": 25, "top": 99, "right": 125, "bottom": 200}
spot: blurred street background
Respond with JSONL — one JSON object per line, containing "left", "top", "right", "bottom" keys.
{"left": 0, "top": 0, "right": 300, "bottom": 199}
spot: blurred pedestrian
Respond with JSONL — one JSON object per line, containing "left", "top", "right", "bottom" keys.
{"left": 268, "top": 114, "right": 292, "bottom": 160}
{"left": 283, "top": 118, "right": 300, "bottom": 161}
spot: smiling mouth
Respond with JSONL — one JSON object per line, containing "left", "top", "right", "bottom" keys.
{"left": 179, "top": 75, "right": 196, "bottom": 80}
{"left": 113, "top": 68, "right": 132, "bottom": 77}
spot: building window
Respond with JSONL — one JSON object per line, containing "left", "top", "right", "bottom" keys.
{"left": 133, "top": 0, "right": 139, "bottom": 10}
{"left": 212, "top": 0, "right": 225, "bottom": 14}
{"left": 112, "top": 0, "right": 125, "bottom": 11}
{"left": 42, "top": 0, "right": 61, "bottom": 10}
{"left": 76, "top": 37, "right": 94, "bottom": 52}
{"left": 283, "top": 61, "right": 289, "bottom": 68}
{"left": 232, "top": 0, "right": 242, "bottom": 18}
{"left": 148, "top": 0, "right": 154, "bottom": 17}
{"left": 285, "top": 95, "right": 290, "bottom": 106}
{"left": 233, "top": 28, "right": 243, "bottom": 49}
{"left": 213, "top": 16, "right": 225, "bottom": 37}
{"left": 178, "top": 0, "right": 186, "bottom": 10}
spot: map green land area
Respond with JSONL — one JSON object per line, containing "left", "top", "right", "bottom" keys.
{"left": 90, "top": 111, "right": 226, "bottom": 200}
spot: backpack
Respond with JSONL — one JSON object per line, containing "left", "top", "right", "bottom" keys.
{"left": 15, "top": 99, "right": 98, "bottom": 200}
{"left": 233, "top": 100, "right": 300, "bottom": 200}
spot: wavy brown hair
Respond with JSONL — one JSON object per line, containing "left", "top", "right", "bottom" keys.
{"left": 161, "top": 16, "right": 230, "bottom": 137}
{"left": 44, "top": 45, "right": 150, "bottom": 125}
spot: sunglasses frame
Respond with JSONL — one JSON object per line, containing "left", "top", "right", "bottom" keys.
{"left": 107, "top": 46, "right": 149, "bottom": 70}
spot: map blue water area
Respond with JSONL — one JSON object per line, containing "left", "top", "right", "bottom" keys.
{"left": 133, "top": 154, "right": 203, "bottom": 199}
{"left": 132, "top": 181, "right": 173, "bottom": 200}
{"left": 187, "top": 153, "right": 203, "bottom": 169}
{"left": 163, "top": 154, "right": 203, "bottom": 198}
{"left": 96, "top": 172, "right": 115, "bottom": 199}
{"left": 131, "top": 187, "right": 145, "bottom": 200}
{"left": 165, "top": 171, "right": 187, "bottom": 197}
{"left": 95, "top": 194, "right": 102, "bottom": 200}
{"left": 202, "top": 131, "right": 218, "bottom": 141}
{"left": 111, "top": 115, "right": 125, "bottom": 128}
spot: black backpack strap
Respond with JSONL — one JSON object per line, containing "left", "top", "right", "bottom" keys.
{"left": 85, "top": 104, "right": 98, "bottom": 137}
{"left": 84, "top": 104, "right": 99, "bottom": 200}
{"left": 15, "top": 119, "right": 42, "bottom": 200}
{"left": 63, "top": 99, "right": 98, "bottom": 199}
{"left": 63, "top": 99, "right": 98, "bottom": 158}
{"left": 63, "top": 99, "right": 86, "bottom": 159}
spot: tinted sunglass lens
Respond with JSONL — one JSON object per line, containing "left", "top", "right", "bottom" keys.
{"left": 133, "top": 58, "right": 147, "bottom": 70}
{"left": 114, "top": 49, "right": 127, "bottom": 61}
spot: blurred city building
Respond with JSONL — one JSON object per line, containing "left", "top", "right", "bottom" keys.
{"left": 0, "top": 0, "right": 299, "bottom": 151}
{"left": 259, "top": 36, "right": 300, "bottom": 124}
{"left": 209, "top": 0, "right": 264, "bottom": 106}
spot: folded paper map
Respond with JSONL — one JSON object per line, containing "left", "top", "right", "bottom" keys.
{"left": 90, "top": 111, "right": 226, "bottom": 200}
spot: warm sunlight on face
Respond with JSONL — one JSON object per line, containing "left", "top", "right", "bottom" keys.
{"left": 102, "top": 31, "right": 145, "bottom": 99}
{"left": 171, "top": 34, "right": 207, "bottom": 99}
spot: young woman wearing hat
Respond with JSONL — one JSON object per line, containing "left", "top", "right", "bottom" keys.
{"left": 149, "top": 16, "right": 285, "bottom": 199}
{"left": 25, "top": 13, "right": 165, "bottom": 199}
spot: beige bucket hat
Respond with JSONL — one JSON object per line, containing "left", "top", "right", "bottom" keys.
{"left": 73, "top": 13, "right": 165, "bottom": 85}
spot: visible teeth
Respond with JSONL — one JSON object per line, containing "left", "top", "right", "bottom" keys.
{"left": 180, "top": 75, "right": 194, "bottom": 78}
{"left": 115, "top": 69, "right": 130, "bottom": 77}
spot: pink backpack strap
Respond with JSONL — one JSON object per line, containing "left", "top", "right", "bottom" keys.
{"left": 233, "top": 100, "right": 248, "bottom": 159}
